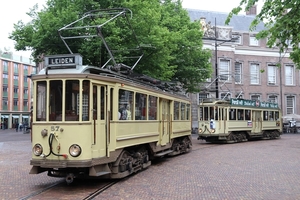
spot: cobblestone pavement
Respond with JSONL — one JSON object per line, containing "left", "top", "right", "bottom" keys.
{"left": 1, "top": 130, "right": 300, "bottom": 200}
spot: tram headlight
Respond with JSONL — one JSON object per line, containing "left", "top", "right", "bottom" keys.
{"left": 198, "top": 128, "right": 202, "bottom": 133}
{"left": 211, "top": 129, "right": 215, "bottom": 133}
{"left": 69, "top": 144, "right": 81, "bottom": 157}
{"left": 33, "top": 144, "right": 43, "bottom": 156}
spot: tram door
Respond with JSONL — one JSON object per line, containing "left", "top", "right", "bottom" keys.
{"left": 160, "top": 99, "right": 171, "bottom": 146}
{"left": 92, "top": 85, "right": 107, "bottom": 158}
{"left": 253, "top": 111, "right": 262, "bottom": 134}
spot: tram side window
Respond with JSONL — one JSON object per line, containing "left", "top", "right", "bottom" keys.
{"left": 275, "top": 111, "right": 279, "bottom": 120}
{"left": 186, "top": 104, "right": 190, "bottom": 120}
{"left": 174, "top": 101, "right": 180, "bottom": 120}
{"left": 49, "top": 80, "right": 63, "bottom": 121}
{"left": 65, "top": 80, "right": 79, "bottom": 121}
{"left": 181, "top": 103, "right": 186, "bottom": 120}
{"left": 36, "top": 81, "right": 47, "bottom": 121}
{"left": 81, "top": 80, "right": 90, "bottom": 121}
{"left": 118, "top": 89, "right": 133, "bottom": 120}
{"left": 229, "top": 109, "right": 236, "bottom": 120}
{"left": 135, "top": 93, "right": 147, "bottom": 120}
{"left": 269, "top": 111, "right": 274, "bottom": 121}
{"left": 100, "top": 87, "right": 105, "bottom": 120}
{"left": 148, "top": 95, "right": 157, "bottom": 120}
{"left": 263, "top": 111, "right": 268, "bottom": 121}
{"left": 237, "top": 109, "right": 244, "bottom": 120}
{"left": 245, "top": 110, "right": 251, "bottom": 120}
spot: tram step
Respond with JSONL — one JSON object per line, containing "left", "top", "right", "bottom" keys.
{"left": 154, "top": 150, "right": 173, "bottom": 157}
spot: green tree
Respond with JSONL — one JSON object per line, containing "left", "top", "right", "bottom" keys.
{"left": 9, "top": 0, "right": 211, "bottom": 92}
{"left": 226, "top": 0, "right": 300, "bottom": 68}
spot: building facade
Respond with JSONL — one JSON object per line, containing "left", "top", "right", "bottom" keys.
{"left": 0, "top": 52, "right": 36, "bottom": 129}
{"left": 187, "top": 8, "right": 296, "bottom": 131}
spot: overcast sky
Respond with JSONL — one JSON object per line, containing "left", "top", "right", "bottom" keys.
{"left": 0, "top": 0, "right": 262, "bottom": 58}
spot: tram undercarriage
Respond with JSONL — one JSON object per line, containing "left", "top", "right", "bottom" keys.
{"left": 200, "top": 130, "right": 281, "bottom": 144}
{"left": 31, "top": 136, "right": 192, "bottom": 183}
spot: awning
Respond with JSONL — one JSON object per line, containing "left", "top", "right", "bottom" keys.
{"left": 22, "top": 116, "right": 29, "bottom": 118}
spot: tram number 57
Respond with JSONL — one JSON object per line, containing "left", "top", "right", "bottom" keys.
{"left": 51, "top": 126, "right": 60, "bottom": 131}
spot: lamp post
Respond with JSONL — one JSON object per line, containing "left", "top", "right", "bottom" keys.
{"left": 214, "top": 18, "right": 219, "bottom": 99}
{"left": 201, "top": 17, "right": 238, "bottom": 99}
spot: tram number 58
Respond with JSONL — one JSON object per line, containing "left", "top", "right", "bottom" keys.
{"left": 51, "top": 126, "right": 60, "bottom": 131}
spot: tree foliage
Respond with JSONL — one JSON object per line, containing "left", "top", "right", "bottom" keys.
{"left": 9, "top": 0, "right": 211, "bottom": 92}
{"left": 226, "top": 0, "right": 300, "bottom": 68}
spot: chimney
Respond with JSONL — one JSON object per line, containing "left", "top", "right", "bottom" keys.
{"left": 246, "top": 5, "right": 257, "bottom": 15}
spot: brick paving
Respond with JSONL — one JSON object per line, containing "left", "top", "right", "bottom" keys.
{"left": 1, "top": 129, "right": 300, "bottom": 200}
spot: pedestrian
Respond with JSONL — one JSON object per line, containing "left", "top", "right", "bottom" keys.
{"left": 16, "top": 122, "right": 19, "bottom": 132}
{"left": 19, "top": 121, "right": 23, "bottom": 131}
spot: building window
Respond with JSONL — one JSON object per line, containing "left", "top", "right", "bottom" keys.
{"left": 250, "top": 36, "right": 259, "bottom": 46}
{"left": 14, "top": 87, "right": 18, "bottom": 93}
{"left": 3, "top": 74, "right": 8, "bottom": 78}
{"left": 235, "top": 62, "right": 242, "bottom": 84}
{"left": 251, "top": 95, "right": 260, "bottom": 100}
{"left": 268, "top": 95, "right": 278, "bottom": 103}
{"left": 14, "top": 75, "right": 18, "bottom": 80}
{"left": 233, "top": 34, "right": 242, "bottom": 45}
{"left": 268, "top": 65, "right": 277, "bottom": 85}
{"left": 286, "top": 96, "right": 295, "bottom": 114}
{"left": 24, "top": 75, "right": 28, "bottom": 82}
{"left": 199, "top": 93, "right": 208, "bottom": 102}
{"left": 3, "top": 61, "right": 8, "bottom": 71}
{"left": 23, "top": 100, "right": 28, "bottom": 107}
{"left": 2, "top": 98, "right": 8, "bottom": 106}
{"left": 24, "top": 88, "right": 28, "bottom": 94}
{"left": 14, "top": 63, "right": 19, "bottom": 72}
{"left": 3, "top": 86, "right": 8, "bottom": 92}
{"left": 219, "top": 60, "right": 230, "bottom": 81}
{"left": 285, "top": 65, "right": 294, "bottom": 85}
{"left": 220, "top": 92, "right": 231, "bottom": 100}
{"left": 13, "top": 99, "right": 18, "bottom": 106}
{"left": 250, "top": 63, "right": 260, "bottom": 84}
{"left": 24, "top": 65, "right": 28, "bottom": 70}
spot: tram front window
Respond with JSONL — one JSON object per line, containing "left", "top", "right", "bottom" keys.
{"left": 65, "top": 80, "right": 79, "bottom": 121}
{"left": 49, "top": 80, "right": 63, "bottom": 121}
{"left": 36, "top": 81, "right": 47, "bottom": 121}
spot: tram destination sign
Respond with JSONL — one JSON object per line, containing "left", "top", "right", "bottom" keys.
{"left": 45, "top": 54, "right": 83, "bottom": 68}
{"left": 230, "top": 98, "right": 278, "bottom": 109}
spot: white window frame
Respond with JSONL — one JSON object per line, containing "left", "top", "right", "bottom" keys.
{"left": 250, "top": 63, "right": 260, "bottom": 84}
{"left": 250, "top": 36, "right": 259, "bottom": 46}
{"left": 235, "top": 62, "right": 242, "bottom": 84}
{"left": 286, "top": 96, "right": 295, "bottom": 114}
{"left": 267, "top": 65, "right": 277, "bottom": 85}
{"left": 268, "top": 95, "right": 278, "bottom": 103}
{"left": 198, "top": 93, "right": 208, "bottom": 102}
{"left": 285, "top": 65, "right": 294, "bottom": 85}
{"left": 250, "top": 95, "right": 260, "bottom": 101}
{"left": 233, "top": 34, "right": 242, "bottom": 45}
{"left": 219, "top": 59, "right": 230, "bottom": 81}
{"left": 220, "top": 92, "right": 231, "bottom": 100}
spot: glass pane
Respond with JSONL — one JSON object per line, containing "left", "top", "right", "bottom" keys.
{"left": 36, "top": 81, "right": 47, "bottom": 121}
{"left": 82, "top": 80, "right": 90, "bottom": 121}
{"left": 148, "top": 96, "right": 157, "bottom": 120}
{"left": 49, "top": 80, "right": 63, "bottom": 121}
{"left": 65, "top": 80, "right": 79, "bottom": 121}
{"left": 135, "top": 93, "right": 147, "bottom": 120}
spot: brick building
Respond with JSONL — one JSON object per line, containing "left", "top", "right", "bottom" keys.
{"left": 0, "top": 52, "right": 36, "bottom": 129}
{"left": 187, "top": 8, "right": 296, "bottom": 131}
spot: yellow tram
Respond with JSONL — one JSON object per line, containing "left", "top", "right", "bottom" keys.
{"left": 198, "top": 98, "right": 282, "bottom": 143}
{"left": 29, "top": 54, "right": 192, "bottom": 183}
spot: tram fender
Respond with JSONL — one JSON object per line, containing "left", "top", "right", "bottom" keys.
{"left": 89, "top": 164, "right": 111, "bottom": 177}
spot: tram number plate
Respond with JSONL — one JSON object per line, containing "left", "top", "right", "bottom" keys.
{"left": 51, "top": 126, "right": 60, "bottom": 131}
